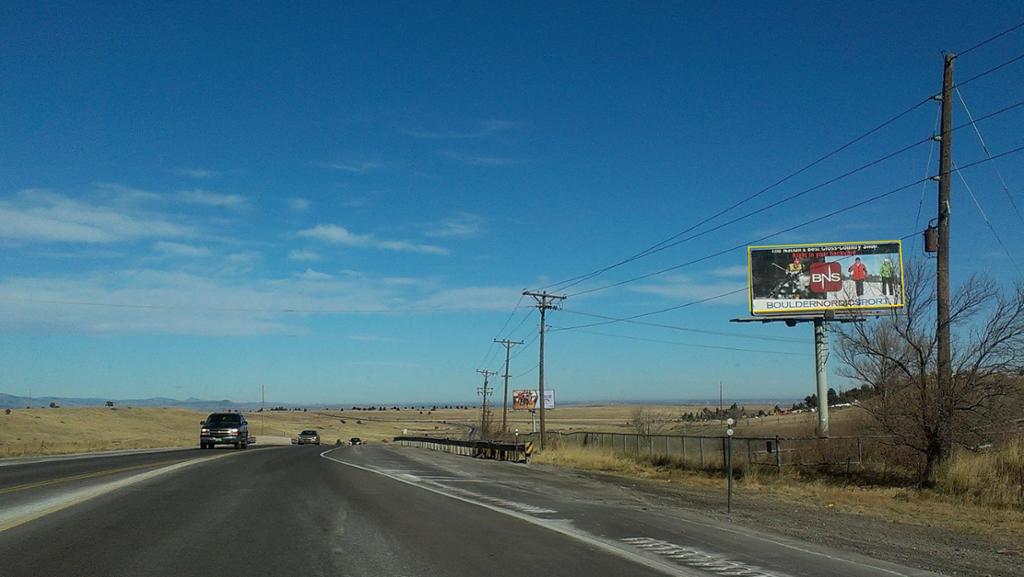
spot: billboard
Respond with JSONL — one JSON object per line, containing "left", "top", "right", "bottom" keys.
{"left": 748, "top": 240, "right": 904, "bottom": 315}
{"left": 511, "top": 389, "right": 555, "bottom": 410}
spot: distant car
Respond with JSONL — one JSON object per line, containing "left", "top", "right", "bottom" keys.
{"left": 349, "top": 437, "right": 362, "bottom": 446}
{"left": 297, "top": 429, "right": 320, "bottom": 445}
{"left": 200, "top": 412, "right": 249, "bottom": 449}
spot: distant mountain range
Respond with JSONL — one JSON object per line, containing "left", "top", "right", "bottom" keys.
{"left": 1, "top": 392, "right": 802, "bottom": 410}
{"left": 0, "top": 393, "right": 260, "bottom": 411}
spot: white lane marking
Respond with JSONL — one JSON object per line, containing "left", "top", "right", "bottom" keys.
{"left": 621, "top": 537, "right": 782, "bottom": 577}
{"left": 319, "top": 448, "right": 702, "bottom": 577}
{"left": 441, "top": 487, "right": 558, "bottom": 515}
{"left": 0, "top": 447, "right": 189, "bottom": 468}
{"left": 325, "top": 448, "right": 943, "bottom": 577}
{"left": 0, "top": 452, "right": 236, "bottom": 533}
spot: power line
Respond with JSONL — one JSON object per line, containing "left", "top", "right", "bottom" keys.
{"left": 556, "top": 327, "right": 811, "bottom": 357}
{"left": 955, "top": 50, "right": 1024, "bottom": 90}
{"left": 478, "top": 294, "right": 525, "bottom": 369}
{"left": 953, "top": 160, "right": 1022, "bottom": 274}
{"left": 957, "top": 20, "right": 1024, "bottom": 57}
{"left": 556, "top": 228, "right": 930, "bottom": 332}
{"left": 514, "top": 363, "right": 538, "bottom": 379}
{"left": 553, "top": 287, "right": 749, "bottom": 331}
{"left": 544, "top": 97, "right": 1024, "bottom": 296}
{"left": 955, "top": 87, "right": 1024, "bottom": 227}
{"left": 558, "top": 309, "right": 810, "bottom": 343}
{"left": 912, "top": 106, "right": 942, "bottom": 253}
{"left": 541, "top": 96, "right": 935, "bottom": 292}
{"left": 566, "top": 143, "right": 1024, "bottom": 298}
{"left": 509, "top": 332, "right": 539, "bottom": 362}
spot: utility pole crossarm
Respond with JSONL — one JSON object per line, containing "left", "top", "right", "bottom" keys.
{"left": 522, "top": 290, "right": 566, "bottom": 450}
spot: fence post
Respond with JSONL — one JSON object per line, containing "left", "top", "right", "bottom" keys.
{"left": 681, "top": 436, "right": 687, "bottom": 466}
{"left": 775, "top": 436, "right": 783, "bottom": 476}
{"left": 699, "top": 437, "right": 705, "bottom": 468}
{"left": 746, "top": 438, "right": 752, "bottom": 467}
{"left": 857, "top": 437, "right": 863, "bottom": 467}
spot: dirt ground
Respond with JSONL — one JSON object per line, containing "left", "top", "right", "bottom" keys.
{"left": 536, "top": 463, "right": 1023, "bottom": 577}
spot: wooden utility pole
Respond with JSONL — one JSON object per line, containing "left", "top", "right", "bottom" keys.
{"left": 494, "top": 338, "right": 523, "bottom": 433}
{"left": 936, "top": 53, "right": 955, "bottom": 396}
{"left": 523, "top": 290, "right": 566, "bottom": 450}
{"left": 476, "top": 369, "right": 497, "bottom": 438}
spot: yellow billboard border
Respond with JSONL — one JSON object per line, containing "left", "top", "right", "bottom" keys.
{"left": 747, "top": 239, "right": 906, "bottom": 315}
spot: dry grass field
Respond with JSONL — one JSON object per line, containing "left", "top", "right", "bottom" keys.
{"left": 0, "top": 402, "right": 857, "bottom": 458}
{"left": 4, "top": 403, "right": 1020, "bottom": 544}
{"left": 0, "top": 406, "right": 470, "bottom": 458}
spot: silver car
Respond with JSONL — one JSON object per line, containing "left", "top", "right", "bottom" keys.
{"left": 297, "top": 429, "right": 320, "bottom": 445}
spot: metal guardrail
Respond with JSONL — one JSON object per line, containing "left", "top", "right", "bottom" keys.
{"left": 393, "top": 436, "right": 531, "bottom": 462}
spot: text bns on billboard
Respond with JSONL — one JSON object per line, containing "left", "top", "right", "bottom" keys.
{"left": 748, "top": 240, "right": 904, "bottom": 315}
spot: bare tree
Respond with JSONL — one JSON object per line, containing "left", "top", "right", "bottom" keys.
{"left": 836, "top": 260, "right": 1024, "bottom": 485}
{"left": 631, "top": 407, "right": 668, "bottom": 436}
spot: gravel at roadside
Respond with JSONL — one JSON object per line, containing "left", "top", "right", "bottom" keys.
{"left": 532, "top": 464, "right": 1021, "bottom": 577}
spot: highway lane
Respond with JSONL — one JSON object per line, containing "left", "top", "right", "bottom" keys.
{"left": 0, "top": 448, "right": 210, "bottom": 518}
{"left": 0, "top": 444, "right": 673, "bottom": 577}
{"left": 0, "top": 443, "right": 951, "bottom": 577}
{"left": 329, "top": 444, "right": 947, "bottom": 577}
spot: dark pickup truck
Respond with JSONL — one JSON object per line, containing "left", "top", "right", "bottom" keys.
{"left": 200, "top": 412, "right": 249, "bottom": 449}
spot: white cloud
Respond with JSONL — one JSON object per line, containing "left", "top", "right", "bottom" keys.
{"left": 221, "top": 251, "right": 262, "bottom": 275}
{"left": 0, "top": 189, "right": 190, "bottom": 244}
{"left": 439, "top": 151, "right": 526, "bottom": 166}
{"left": 94, "top": 182, "right": 162, "bottom": 203}
{"left": 710, "top": 265, "right": 749, "bottom": 278}
{"left": 376, "top": 239, "right": 449, "bottom": 255}
{"left": 298, "top": 224, "right": 448, "bottom": 255}
{"left": 418, "top": 286, "right": 524, "bottom": 311}
{"left": 178, "top": 189, "right": 247, "bottom": 209}
{"left": 320, "top": 161, "right": 385, "bottom": 173}
{"left": 154, "top": 241, "right": 210, "bottom": 257}
{"left": 297, "top": 268, "right": 333, "bottom": 281}
{"left": 175, "top": 168, "right": 218, "bottom": 179}
{"left": 347, "top": 334, "right": 401, "bottom": 342}
{"left": 0, "top": 269, "right": 523, "bottom": 335}
{"left": 288, "top": 249, "right": 321, "bottom": 262}
{"left": 298, "top": 224, "right": 373, "bottom": 246}
{"left": 404, "top": 119, "right": 518, "bottom": 139}
{"left": 630, "top": 274, "right": 747, "bottom": 304}
{"left": 288, "top": 197, "right": 310, "bottom": 211}
{"left": 425, "top": 212, "right": 483, "bottom": 239}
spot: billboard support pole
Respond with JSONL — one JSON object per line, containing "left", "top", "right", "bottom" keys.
{"left": 814, "top": 318, "right": 830, "bottom": 438}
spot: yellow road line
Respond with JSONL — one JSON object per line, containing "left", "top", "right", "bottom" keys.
{"left": 0, "top": 452, "right": 240, "bottom": 533}
{"left": 0, "top": 458, "right": 188, "bottom": 496}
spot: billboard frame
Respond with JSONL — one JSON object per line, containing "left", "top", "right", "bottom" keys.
{"left": 747, "top": 239, "right": 905, "bottom": 316}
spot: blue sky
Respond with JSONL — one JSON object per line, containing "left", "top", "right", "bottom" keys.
{"left": 2, "top": 2, "right": 1023, "bottom": 405}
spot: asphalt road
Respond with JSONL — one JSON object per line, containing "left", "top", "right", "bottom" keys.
{"left": 0, "top": 444, "right": 947, "bottom": 577}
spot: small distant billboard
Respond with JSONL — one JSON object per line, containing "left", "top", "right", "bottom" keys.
{"left": 512, "top": 389, "right": 555, "bottom": 410}
{"left": 748, "top": 240, "right": 904, "bottom": 315}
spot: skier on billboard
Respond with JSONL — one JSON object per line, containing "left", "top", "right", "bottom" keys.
{"left": 848, "top": 257, "right": 868, "bottom": 297}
